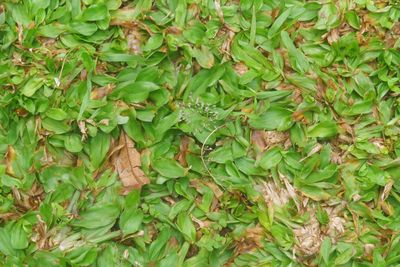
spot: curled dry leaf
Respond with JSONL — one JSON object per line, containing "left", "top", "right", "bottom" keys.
{"left": 91, "top": 84, "right": 115, "bottom": 100}
{"left": 279, "top": 172, "right": 300, "bottom": 211}
{"left": 78, "top": 121, "right": 88, "bottom": 141}
{"left": 191, "top": 179, "right": 223, "bottom": 199}
{"left": 233, "top": 225, "right": 264, "bottom": 256}
{"left": 203, "top": 181, "right": 223, "bottom": 199}
{"left": 31, "top": 215, "right": 54, "bottom": 250}
{"left": 294, "top": 205, "right": 346, "bottom": 257}
{"left": 0, "top": 212, "right": 19, "bottom": 222}
{"left": 191, "top": 215, "right": 211, "bottom": 229}
{"left": 176, "top": 135, "right": 191, "bottom": 166}
{"left": 379, "top": 180, "right": 394, "bottom": 215}
{"left": 364, "top": 243, "right": 375, "bottom": 257}
{"left": 257, "top": 181, "right": 292, "bottom": 207}
{"left": 113, "top": 132, "right": 149, "bottom": 194}
{"left": 251, "top": 130, "right": 289, "bottom": 152}
{"left": 12, "top": 182, "right": 44, "bottom": 212}
{"left": 293, "top": 213, "right": 322, "bottom": 257}
{"left": 220, "top": 28, "right": 235, "bottom": 55}
{"left": 127, "top": 30, "right": 142, "bottom": 54}
{"left": 380, "top": 179, "right": 394, "bottom": 202}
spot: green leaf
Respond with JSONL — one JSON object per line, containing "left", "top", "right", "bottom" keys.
{"left": 334, "top": 248, "right": 354, "bottom": 265}
{"left": 268, "top": 8, "right": 291, "bottom": 38}
{"left": 0, "top": 228, "right": 16, "bottom": 256}
{"left": 175, "top": 0, "right": 187, "bottom": 27}
{"left": 354, "top": 72, "right": 375, "bottom": 97}
{"left": 42, "top": 118, "right": 71, "bottom": 134}
{"left": 69, "top": 22, "right": 98, "bottom": 36}
{"left": 176, "top": 212, "right": 196, "bottom": 243}
{"left": 11, "top": 221, "right": 29, "bottom": 250}
{"left": 280, "top": 31, "right": 310, "bottom": 73}
{"left": 153, "top": 159, "right": 186, "bottom": 178}
{"left": 89, "top": 132, "right": 110, "bottom": 169}
{"left": 270, "top": 224, "right": 294, "bottom": 250}
{"left": 192, "top": 46, "right": 214, "bottom": 69}
{"left": 72, "top": 204, "right": 120, "bottom": 229}
{"left": 320, "top": 237, "right": 331, "bottom": 264}
{"left": 112, "top": 81, "right": 160, "bottom": 103}
{"left": 65, "top": 134, "right": 83, "bottom": 153}
{"left": 315, "top": 3, "right": 339, "bottom": 30}
{"left": 259, "top": 147, "right": 282, "bottom": 170}
{"left": 143, "top": 34, "right": 163, "bottom": 52}
{"left": 38, "top": 24, "right": 66, "bottom": 38}
{"left": 119, "top": 209, "right": 143, "bottom": 235}
{"left": 21, "top": 78, "right": 44, "bottom": 97}
{"left": 249, "top": 107, "right": 293, "bottom": 130}
{"left": 308, "top": 121, "right": 338, "bottom": 138}
{"left": 81, "top": 5, "right": 108, "bottom": 21}
{"left": 345, "top": 11, "right": 361, "bottom": 29}
{"left": 46, "top": 108, "right": 68, "bottom": 121}
{"left": 78, "top": 72, "right": 92, "bottom": 120}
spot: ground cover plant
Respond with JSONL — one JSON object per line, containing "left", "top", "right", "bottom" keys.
{"left": 1, "top": 0, "right": 400, "bottom": 266}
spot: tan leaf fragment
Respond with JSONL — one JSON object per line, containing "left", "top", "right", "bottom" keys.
{"left": 251, "top": 130, "right": 289, "bottom": 152}
{"left": 233, "top": 62, "right": 248, "bottom": 76}
{"left": 113, "top": 132, "right": 149, "bottom": 194}
{"left": 5, "top": 145, "right": 16, "bottom": 175}
{"left": 294, "top": 205, "right": 346, "bottom": 257}
{"left": 214, "top": 0, "right": 224, "bottom": 23}
{"left": 127, "top": 30, "right": 142, "bottom": 54}
{"left": 257, "top": 181, "right": 291, "bottom": 207}
{"left": 91, "top": 84, "right": 115, "bottom": 100}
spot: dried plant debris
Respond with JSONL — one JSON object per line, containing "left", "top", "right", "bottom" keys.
{"left": 1, "top": 1, "right": 400, "bottom": 266}
{"left": 112, "top": 132, "right": 149, "bottom": 194}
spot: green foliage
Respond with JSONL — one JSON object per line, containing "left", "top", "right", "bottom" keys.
{"left": 1, "top": 0, "right": 400, "bottom": 266}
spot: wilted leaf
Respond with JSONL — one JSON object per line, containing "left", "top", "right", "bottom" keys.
{"left": 1, "top": 1, "right": 399, "bottom": 266}
{"left": 113, "top": 132, "right": 149, "bottom": 194}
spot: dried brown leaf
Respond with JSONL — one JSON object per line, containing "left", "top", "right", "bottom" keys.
{"left": 176, "top": 135, "right": 191, "bottom": 166}
{"left": 251, "top": 130, "right": 289, "bottom": 152}
{"left": 203, "top": 181, "right": 223, "bottom": 199}
{"left": 113, "top": 132, "right": 149, "bottom": 194}
{"left": 234, "top": 225, "right": 264, "bottom": 255}
{"left": 233, "top": 62, "right": 248, "bottom": 76}
{"left": 91, "top": 84, "right": 115, "bottom": 100}
{"left": 0, "top": 212, "right": 19, "bottom": 222}
{"left": 5, "top": 145, "right": 16, "bottom": 175}
{"left": 12, "top": 183, "right": 44, "bottom": 212}
{"left": 127, "top": 30, "right": 142, "bottom": 54}
{"left": 257, "top": 181, "right": 291, "bottom": 207}
{"left": 220, "top": 28, "right": 235, "bottom": 55}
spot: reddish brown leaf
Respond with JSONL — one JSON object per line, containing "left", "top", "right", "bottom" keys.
{"left": 175, "top": 135, "right": 191, "bottom": 166}
{"left": 91, "top": 84, "right": 115, "bottom": 100}
{"left": 113, "top": 132, "right": 149, "bottom": 194}
{"left": 233, "top": 225, "right": 264, "bottom": 256}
